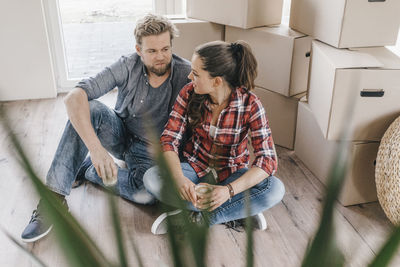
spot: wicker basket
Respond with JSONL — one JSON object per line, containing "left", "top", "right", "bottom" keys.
{"left": 375, "top": 116, "right": 400, "bottom": 225}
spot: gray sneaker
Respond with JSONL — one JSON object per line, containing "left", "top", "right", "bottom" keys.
{"left": 224, "top": 213, "right": 268, "bottom": 232}
{"left": 21, "top": 198, "right": 68, "bottom": 242}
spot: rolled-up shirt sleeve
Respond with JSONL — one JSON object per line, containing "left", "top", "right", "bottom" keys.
{"left": 76, "top": 56, "right": 129, "bottom": 100}
{"left": 249, "top": 97, "right": 277, "bottom": 176}
{"left": 160, "top": 84, "right": 191, "bottom": 154}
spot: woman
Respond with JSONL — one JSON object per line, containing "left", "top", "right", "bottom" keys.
{"left": 143, "top": 40, "right": 285, "bottom": 235}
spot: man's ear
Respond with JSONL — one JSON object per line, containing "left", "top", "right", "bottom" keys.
{"left": 136, "top": 44, "right": 142, "bottom": 56}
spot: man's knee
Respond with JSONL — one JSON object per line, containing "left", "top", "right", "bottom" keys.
{"left": 88, "top": 100, "right": 116, "bottom": 131}
{"left": 89, "top": 100, "right": 108, "bottom": 117}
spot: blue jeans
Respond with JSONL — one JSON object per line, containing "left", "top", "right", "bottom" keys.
{"left": 46, "top": 100, "right": 156, "bottom": 204}
{"left": 143, "top": 163, "right": 285, "bottom": 225}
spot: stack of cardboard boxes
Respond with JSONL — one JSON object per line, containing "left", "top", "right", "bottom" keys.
{"left": 183, "top": 0, "right": 400, "bottom": 205}
{"left": 291, "top": 0, "right": 400, "bottom": 205}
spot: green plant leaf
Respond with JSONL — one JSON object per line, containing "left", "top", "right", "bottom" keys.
{"left": 143, "top": 107, "right": 210, "bottom": 267}
{"left": 1, "top": 106, "right": 114, "bottom": 267}
{"left": 127, "top": 229, "right": 145, "bottom": 267}
{"left": 369, "top": 226, "right": 400, "bottom": 267}
{"left": 300, "top": 76, "right": 363, "bottom": 267}
{"left": 184, "top": 212, "right": 209, "bottom": 267}
{"left": 301, "top": 95, "right": 355, "bottom": 267}
{"left": 108, "top": 193, "right": 128, "bottom": 267}
{"left": 301, "top": 131, "right": 348, "bottom": 267}
{"left": 0, "top": 226, "right": 47, "bottom": 267}
{"left": 153, "top": 139, "right": 208, "bottom": 267}
{"left": 156, "top": 150, "right": 186, "bottom": 267}
{"left": 244, "top": 190, "right": 254, "bottom": 267}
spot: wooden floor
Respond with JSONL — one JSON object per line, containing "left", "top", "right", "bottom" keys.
{"left": 1, "top": 91, "right": 399, "bottom": 267}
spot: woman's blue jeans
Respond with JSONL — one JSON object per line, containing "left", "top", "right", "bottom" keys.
{"left": 143, "top": 163, "right": 285, "bottom": 225}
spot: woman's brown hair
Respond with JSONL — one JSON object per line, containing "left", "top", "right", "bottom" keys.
{"left": 187, "top": 40, "right": 258, "bottom": 129}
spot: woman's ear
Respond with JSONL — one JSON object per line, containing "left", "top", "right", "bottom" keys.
{"left": 213, "top": 76, "right": 223, "bottom": 87}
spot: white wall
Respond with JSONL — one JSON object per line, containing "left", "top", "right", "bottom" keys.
{"left": 0, "top": 0, "right": 57, "bottom": 101}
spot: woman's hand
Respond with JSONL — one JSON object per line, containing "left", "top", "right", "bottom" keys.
{"left": 175, "top": 176, "right": 197, "bottom": 204}
{"left": 196, "top": 184, "right": 230, "bottom": 211}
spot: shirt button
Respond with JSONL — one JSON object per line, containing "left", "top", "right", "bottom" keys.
{"left": 140, "top": 100, "right": 144, "bottom": 103}
{"left": 133, "top": 114, "right": 136, "bottom": 117}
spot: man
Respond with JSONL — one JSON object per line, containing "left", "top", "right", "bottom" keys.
{"left": 21, "top": 14, "right": 191, "bottom": 242}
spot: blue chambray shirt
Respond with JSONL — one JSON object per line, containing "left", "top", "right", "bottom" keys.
{"left": 76, "top": 53, "right": 191, "bottom": 143}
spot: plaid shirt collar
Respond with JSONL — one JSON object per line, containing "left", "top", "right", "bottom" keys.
{"left": 204, "top": 87, "right": 247, "bottom": 111}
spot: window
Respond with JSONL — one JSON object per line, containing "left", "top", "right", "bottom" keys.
{"left": 44, "top": 0, "right": 185, "bottom": 92}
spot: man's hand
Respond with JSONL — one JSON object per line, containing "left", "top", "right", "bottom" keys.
{"left": 175, "top": 176, "right": 197, "bottom": 204}
{"left": 64, "top": 88, "right": 118, "bottom": 185}
{"left": 89, "top": 145, "right": 118, "bottom": 184}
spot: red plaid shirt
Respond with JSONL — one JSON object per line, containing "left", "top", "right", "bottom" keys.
{"left": 161, "top": 83, "right": 277, "bottom": 182}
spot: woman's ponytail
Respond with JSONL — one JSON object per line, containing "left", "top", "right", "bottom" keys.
{"left": 229, "top": 40, "right": 257, "bottom": 91}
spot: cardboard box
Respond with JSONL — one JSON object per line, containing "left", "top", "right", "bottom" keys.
{"left": 226, "top": 25, "right": 312, "bottom": 96}
{"left": 254, "top": 87, "right": 304, "bottom": 149}
{"left": 186, "top": 0, "right": 283, "bottom": 29}
{"left": 308, "top": 40, "right": 400, "bottom": 141}
{"left": 289, "top": 0, "right": 400, "bottom": 48}
{"left": 172, "top": 18, "right": 224, "bottom": 61}
{"left": 295, "top": 102, "right": 378, "bottom": 206}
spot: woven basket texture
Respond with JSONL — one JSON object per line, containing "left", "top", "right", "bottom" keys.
{"left": 376, "top": 116, "right": 400, "bottom": 225}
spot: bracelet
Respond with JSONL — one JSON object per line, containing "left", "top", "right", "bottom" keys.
{"left": 226, "top": 183, "right": 234, "bottom": 199}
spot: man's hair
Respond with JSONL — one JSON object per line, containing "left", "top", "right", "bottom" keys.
{"left": 134, "top": 14, "right": 179, "bottom": 46}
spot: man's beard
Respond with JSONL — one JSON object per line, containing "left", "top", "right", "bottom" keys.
{"left": 147, "top": 61, "right": 171, "bottom": 77}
